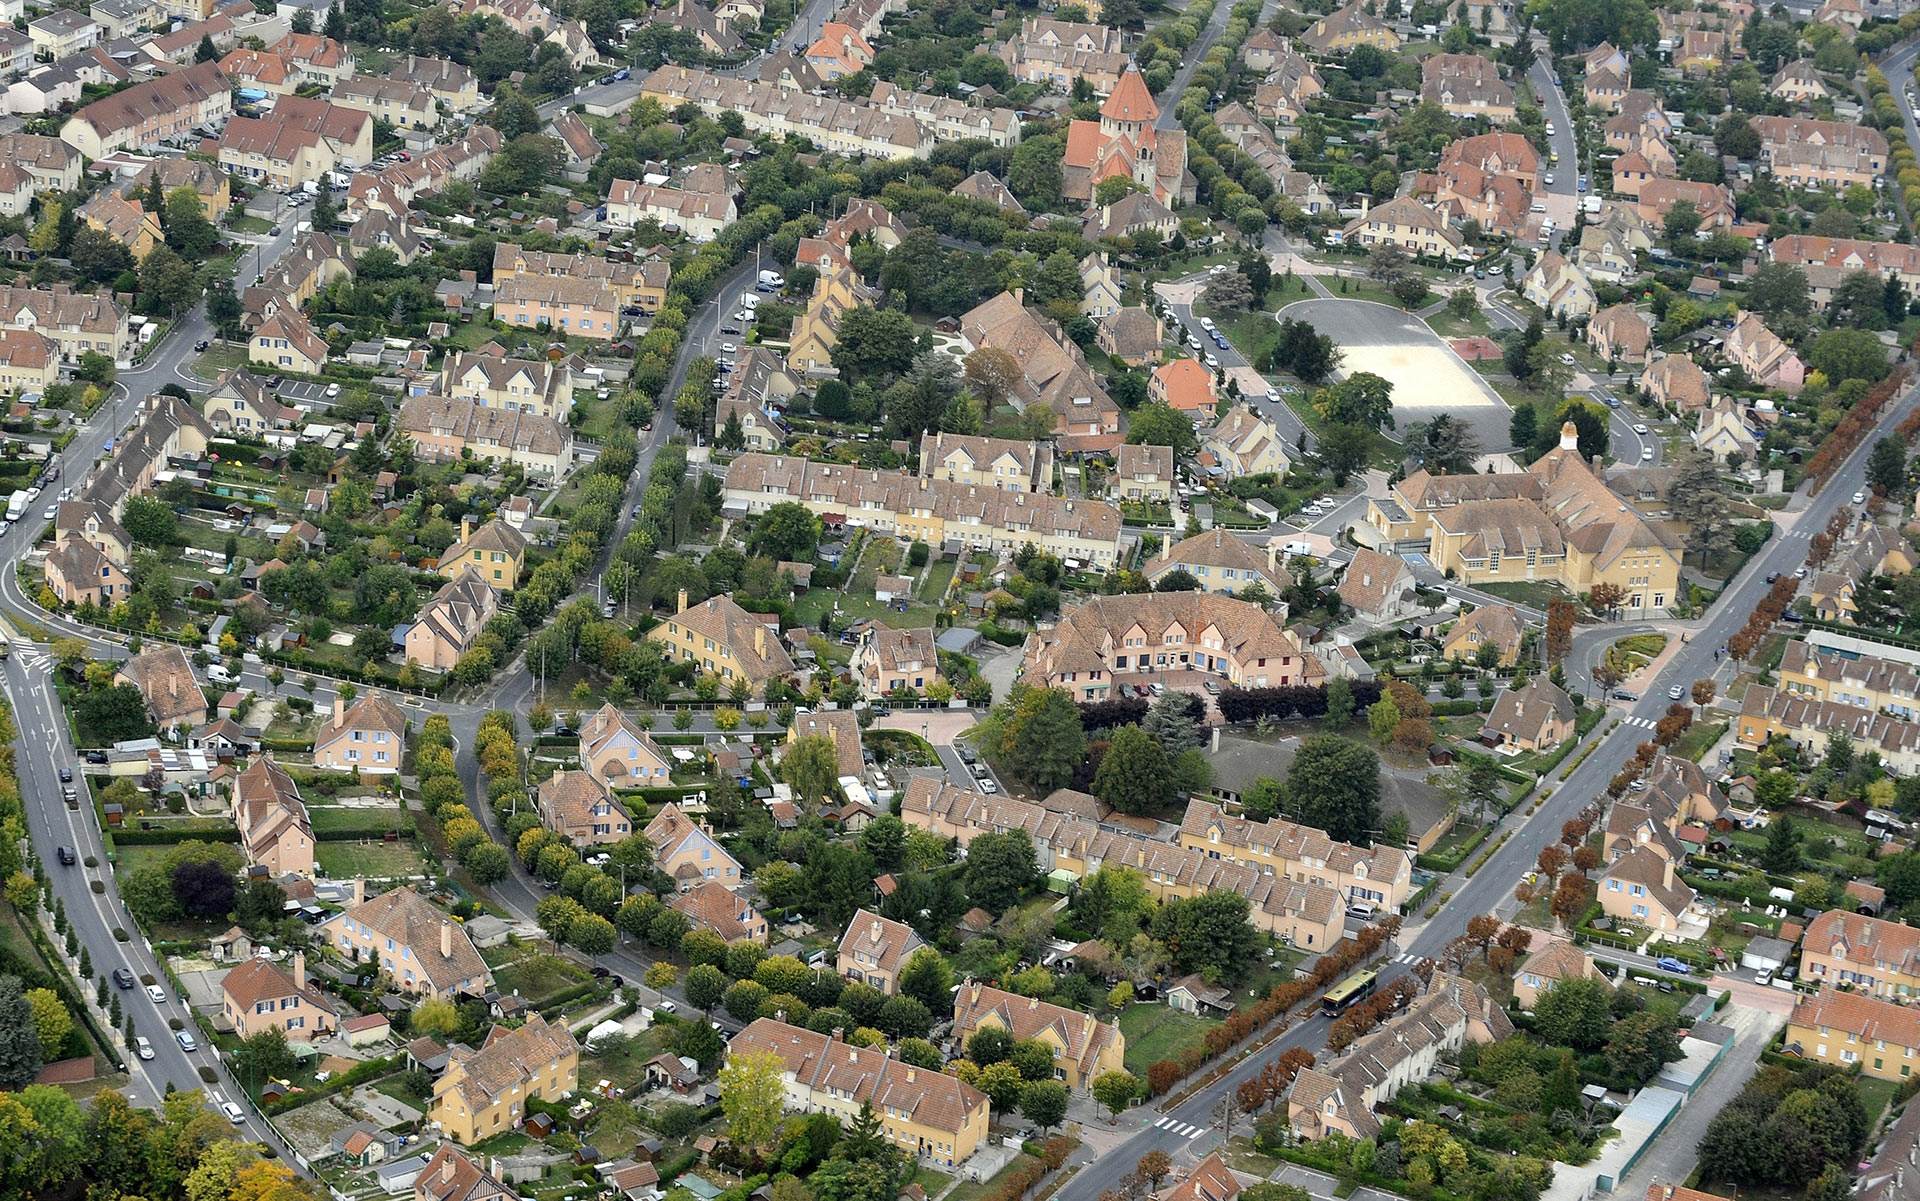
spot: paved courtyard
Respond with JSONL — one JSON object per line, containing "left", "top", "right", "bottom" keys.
{"left": 1279, "top": 297, "right": 1513, "bottom": 451}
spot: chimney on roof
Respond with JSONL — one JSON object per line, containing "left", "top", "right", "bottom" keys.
{"left": 441, "top": 1154, "right": 456, "bottom": 1186}
{"left": 755, "top": 624, "right": 767, "bottom": 660}
{"left": 333, "top": 693, "right": 344, "bottom": 727}
{"left": 352, "top": 876, "right": 364, "bottom": 906}
{"left": 1662, "top": 856, "right": 1674, "bottom": 891}
{"left": 441, "top": 918, "right": 453, "bottom": 959}
{"left": 677, "top": 588, "right": 689, "bottom": 614}
{"left": 293, "top": 951, "right": 306, "bottom": 992}
{"left": 1560, "top": 421, "right": 1579, "bottom": 451}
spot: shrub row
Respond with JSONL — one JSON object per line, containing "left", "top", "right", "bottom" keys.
{"left": 108, "top": 826, "right": 243, "bottom": 846}
{"left": 262, "top": 1053, "right": 400, "bottom": 1114}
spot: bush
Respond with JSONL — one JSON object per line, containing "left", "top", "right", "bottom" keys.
{"left": 198, "top": 1066, "right": 217, "bottom": 1083}
{"left": 112, "top": 928, "right": 128, "bottom": 941}
{"left": 90, "top": 881, "right": 105, "bottom": 894}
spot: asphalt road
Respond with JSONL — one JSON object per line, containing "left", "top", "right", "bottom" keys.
{"left": 1527, "top": 54, "right": 1581, "bottom": 251}
{"left": 1046, "top": 381, "right": 1917, "bottom": 1201}
{"left": 0, "top": 296, "right": 298, "bottom": 1152}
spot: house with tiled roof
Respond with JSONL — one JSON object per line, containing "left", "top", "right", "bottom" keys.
{"left": 1287, "top": 974, "right": 1510, "bottom": 1140}
{"left": 1801, "top": 909, "right": 1920, "bottom": 998}
{"left": 1000, "top": 16, "right": 1127, "bottom": 95}
{"left": 59, "top": 58, "right": 230, "bottom": 158}
{"left": 1770, "top": 59, "right": 1829, "bottom": 103}
{"left": 1421, "top": 53, "right": 1514, "bottom": 121}
{"left": 1482, "top": 677, "right": 1574, "bottom": 751}
{"left": 951, "top": 170, "right": 1026, "bottom": 217}
{"left": 904, "top": 779, "right": 1346, "bottom": 949}
{"left": 851, "top": 624, "right": 940, "bottom": 699}
{"left": 1513, "top": 939, "right": 1597, "bottom": 1009}
{"left": 1151, "top": 357, "right": 1216, "bottom": 414}
{"left": 1299, "top": 1, "right": 1400, "bottom": 53}
{"left": 1022, "top": 592, "right": 1322, "bottom": 700}
{"left": 438, "top": 518, "right": 526, "bottom": 589}
{"left": 202, "top": 369, "right": 297, "bottom": 435}
{"left": 579, "top": 702, "right": 671, "bottom": 785}
{"left": 1441, "top": 604, "right": 1524, "bottom": 667}
{"left": 952, "top": 981, "right": 1125, "bottom": 1091}
{"left": 1598, "top": 845, "right": 1698, "bottom": 933}
{"left": 1084, "top": 191, "right": 1180, "bottom": 243}
{"left": 1113, "top": 443, "right": 1176, "bottom": 504}
{"left": 1096, "top": 306, "right": 1163, "bottom": 366}
{"left": 1201, "top": 405, "right": 1290, "bottom": 480}
{"left": 222, "top": 951, "right": 334, "bottom": 1039}
{"left": 730, "top": 1017, "right": 990, "bottom": 1165}
{"left": 646, "top": 802, "right": 742, "bottom": 890}
{"left": 43, "top": 538, "right": 129, "bottom": 609}
{"left": 233, "top": 756, "right": 314, "bottom": 877}
{"left": 650, "top": 588, "right": 796, "bottom": 694}
{"left": 114, "top": 644, "right": 207, "bottom": 733}
{"left": 403, "top": 570, "right": 499, "bottom": 673}
{"left": 250, "top": 310, "right": 328, "bottom": 376}
{"left": 397, "top": 394, "right": 573, "bottom": 478}
{"left": 1751, "top": 114, "right": 1886, "bottom": 189}
{"left": 430, "top": 1013, "right": 580, "bottom": 1145}
{"left": 1737, "top": 684, "right": 1920, "bottom": 775}
{"left": 312, "top": 693, "right": 408, "bottom": 775}
{"left": 549, "top": 110, "right": 601, "bottom": 180}
{"left": 1177, "top": 798, "right": 1413, "bottom": 912}
{"left": 837, "top": 910, "right": 927, "bottom": 994}
{"left": 1521, "top": 252, "right": 1597, "bottom": 319}
{"left": 1340, "top": 196, "right": 1463, "bottom": 257}
{"left": 538, "top": 769, "right": 634, "bottom": 847}
{"left": 1145, "top": 529, "right": 1286, "bottom": 596}
{"left": 1786, "top": 985, "right": 1920, "bottom": 1080}
{"left": 1587, "top": 304, "right": 1651, "bottom": 365}
{"left": 917, "top": 432, "right": 1053, "bottom": 494}
{"left": 1336, "top": 548, "right": 1417, "bottom": 623}
{"left": 673, "top": 879, "right": 768, "bottom": 944}
{"left": 415, "top": 1148, "right": 513, "bottom": 1201}
{"left": 1584, "top": 65, "right": 1627, "bottom": 110}
{"left": 321, "top": 885, "right": 492, "bottom": 998}
{"left": 1644, "top": 354, "right": 1712, "bottom": 413}
{"left": 1160, "top": 1153, "right": 1243, "bottom": 1201}
{"left": 1724, "top": 309, "right": 1806, "bottom": 396}
{"left": 1636, "top": 178, "right": 1736, "bottom": 231}
{"left": 956, "top": 291, "right": 1122, "bottom": 453}
{"left": 788, "top": 709, "right": 864, "bottom": 779}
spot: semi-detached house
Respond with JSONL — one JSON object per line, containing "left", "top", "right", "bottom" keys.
{"left": 430, "top": 1014, "right": 579, "bottom": 1145}
{"left": 1020, "top": 591, "right": 1322, "bottom": 698}
{"left": 1178, "top": 799, "right": 1414, "bottom": 912}
{"left": 649, "top": 588, "right": 795, "bottom": 693}
{"left": 312, "top": 693, "right": 408, "bottom": 775}
{"left": 1786, "top": 988, "right": 1920, "bottom": 1081}
{"left": 321, "top": 884, "right": 492, "bottom": 999}
{"left": 605, "top": 179, "right": 736, "bottom": 242}
{"left": 1800, "top": 909, "right": 1920, "bottom": 999}
{"left": 836, "top": 909, "right": 927, "bottom": 994}
{"left": 645, "top": 802, "right": 743, "bottom": 890}
{"left": 396, "top": 394, "right": 574, "bottom": 478}
{"left": 536, "top": 769, "right": 634, "bottom": 846}
{"left": 218, "top": 96, "right": 373, "bottom": 190}
{"left": 729, "top": 1017, "right": 990, "bottom": 1166}
{"left": 402, "top": 570, "right": 500, "bottom": 672}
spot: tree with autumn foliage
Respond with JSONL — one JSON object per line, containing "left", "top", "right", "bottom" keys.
{"left": 1465, "top": 913, "right": 1501, "bottom": 957}
{"left": 1544, "top": 597, "right": 1576, "bottom": 664}
{"left": 1551, "top": 874, "right": 1588, "bottom": 926}
{"left": 1537, "top": 844, "right": 1570, "bottom": 880}
{"left": 1589, "top": 581, "right": 1628, "bottom": 618}
{"left": 1692, "top": 679, "right": 1717, "bottom": 711}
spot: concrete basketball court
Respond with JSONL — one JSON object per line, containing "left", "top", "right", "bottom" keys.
{"left": 1280, "top": 298, "right": 1514, "bottom": 450}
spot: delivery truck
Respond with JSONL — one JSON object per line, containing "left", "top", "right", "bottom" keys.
{"left": 6, "top": 491, "right": 26, "bottom": 521}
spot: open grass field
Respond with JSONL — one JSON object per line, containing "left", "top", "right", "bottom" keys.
{"left": 1118, "top": 1004, "right": 1216, "bottom": 1076}
{"left": 314, "top": 840, "right": 427, "bottom": 881}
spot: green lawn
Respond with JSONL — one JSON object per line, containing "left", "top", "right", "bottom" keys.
{"left": 1857, "top": 1074, "right": 1900, "bottom": 1124}
{"left": 193, "top": 345, "right": 248, "bottom": 378}
{"left": 1118, "top": 1004, "right": 1216, "bottom": 1076}
{"left": 493, "top": 951, "right": 592, "bottom": 1006}
{"left": 1426, "top": 305, "right": 1494, "bottom": 338}
{"left": 229, "top": 216, "right": 272, "bottom": 235}
{"left": 946, "top": 1155, "right": 1044, "bottom": 1201}
{"left": 306, "top": 803, "right": 408, "bottom": 831}
{"left": 314, "top": 840, "right": 427, "bottom": 880}
{"left": 920, "top": 559, "right": 958, "bottom": 604}
{"left": 1672, "top": 721, "right": 1728, "bottom": 764}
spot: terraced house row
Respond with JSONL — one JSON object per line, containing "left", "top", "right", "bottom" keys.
{"left": 722, "top": 452, "right": 1124, "bottom": 567}
{"left": 639, "top": 65, "right": 1019, "bottom": 159}
{"left": 900, "top": 778, "right": 1360, "bottom": 950}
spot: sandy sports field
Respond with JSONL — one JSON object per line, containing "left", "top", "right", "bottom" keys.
{"left": 1279, "top": 298, "right": 1513, "bottom": 448}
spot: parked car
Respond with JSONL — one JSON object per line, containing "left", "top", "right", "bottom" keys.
{"left": 221, "top": 1102, "right": 245, "bottom": 1124}
{"left": 112, "top": 968, "right": 135, "bottom": 989}
{"left": 1755, "top": 968, "right": 1774, "bottom": 986}
{"left": 193, "top": 340, "right": 209, "bottom": 352}
{"left": 56, "top": 846, "right": 74, "bottom": 865}
{"left": 85, "top": 750, "right": 108, "bottom": 764}
{"left": 1854, "top": 491, "right": 1868, "bottom": 504}
{"left": 1654, "top": 957, "right": 1690, "bottom": 974}
{"left": 135, "top": 1037, "right": 153, "bottom": 1060}
{"left": 1668, "top": 685, "right": 1685, "bottom": 700}
{"left": 58, "top": 767, "right": 70, "bottom": 782}
{"left": 175, "top": 1031, "right": 197, "bottom": 1052}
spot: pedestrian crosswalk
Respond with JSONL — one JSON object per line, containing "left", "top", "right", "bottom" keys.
{"left": 1390, "top": 952, "right": 1423, "bottom": 964}
{"left": 1622, "top": 715, "right": 1657, "bottom": 730}
{"left": 1154, "top": 1117, "right": 1208, "bottom": 1139}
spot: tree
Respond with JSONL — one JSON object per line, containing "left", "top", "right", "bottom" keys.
{"left": 1125, "top": 402, "right": 1200, "bottom": 456}
{"left": 1203, "top": 271, "right": 1255, "bottom": 310}
{"left": 781, "top": 734, "right": 842, "bottom": 807}
{"left": 571, "top": 913, "right": 616, "bottom": 955}
{"left": 1667, "top": 450, "right": 1734, "bottom": 567}
{"left": 1091, "top": 1070, "right": 1139, "bottom": 1121}
{"left": 1284, "top": 735, "right": 1381, "bottom": 844}
{"left": 1604, "top": 1008, "right": 1680, "bottom": 1083}
{"left": 1763, "top": 815, "right": 1802, "bottom": 873}
{"left": 122, "top": 496, "right": 177, "bottom": 548}
{"left": 137, "top": 244, "right": 199, "bottom": 317}
{"left": 0, "top": 978, "right": 39, "bottom": 1088}
{"left": 172, "top": 858, "right": 234, "bottom": 918}
{"left": 235, "top": 1025, "right": 296, "bottom": 1084}
{"left": 1093, "top": 724, "right": 1174, "bottom": 814}
{"left": 1545, "top": 598, "right": 1576, "bottom": 665}
{"left": 1137, "top": 1152, "right": 1173, "bottom": 1192}
{"left": 719, "top": 1047, "right": 787, "bottom": 1153}
{"left": 751, "top": 502, "right": 822, "bottom": 562}
{"left": 23, "top": 989, "right": 70, "bottom": 1062}
{"left": 1809, "top": 326, "right": 1891, "bottom": 384}
{"left": 1020, "top": 1080, "right": 1069, "bottom": 1133}
{"left": 1531, "top": 975, "right": 1612, "bottom": 1051}
{"left": 1000, "top": 687, "right": 1086, "bottom": 792}
{"left": 965, "top": 829, "right": 1038, "bottom": 915}
{"left": 896, "top": 947, "right": 954, "bottom": 1013}
{"left": 831, "top": 307, "right": 920, "bottom": 379}
{"left": 164, "top": 188, "right": 218, "bottom": 259}
{"left": 1745, "top": 262, "right": 1813, "bottom": 320}
{"left": 1663, "top": 199, "right": 1702, "bottom": 250}
{"left": 1868, "top": 437, "right": 1907, "bottom": 494}
{"left": 1314, "top": 372, "right": 1396, "bottom": 432}
{"left": 464, "top": 842, "right": 509, "bottom": 884}
{"left": 195, "top": 32, "right": 217, "bottom": 61}
{"left": 403, "top": 1003, "right": 467, "bottom": 1059}
{"left": 1152, "top": 891, "right": 1258, "bottom": 978}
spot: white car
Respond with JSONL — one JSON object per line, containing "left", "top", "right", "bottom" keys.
{"left": 1668, "top": 685, "right": 1686, "bottom": 700}
{"left": 1641, "top": 447, "right": 1654, "bottom": 460}
{"left": 1265, "top": 388, "right": 1281, "bottom": 403}
{"left": 1204, "top": 354, "right": 1220, "bottom": 368}
{"left": 145, "top": 985, "right": 166, "bottom": 1004}
{"left": 1854, "top": 490, "right": 1868, "bottom": 504}
{"left": 1633, "top": 423, "right": 1649, "bottom": 435}
{"left": 1199, "top": 317, "right": 1215, "bottom": 331}
{"left": 220, "top": 1102, "right": 245, "bottom": 1125}
{"left": 325, "top": 383, "right": 340, "bottom": 398}
{"left": 134, "top": 1037, "right": 153, "bottom": 1060}
{"left": 1545, "top": 121, "right": 1556, "bottom": 135}
{"left": 719, "top": 342, "right": 737, "bottom": 354}
{"left": 41, "top": 506, "right": 56, "bottom": 520}
{"left": 175, "top": 1030, "right": 197, "bottom": 1052}
{"left": 1543, "top": 172, "right": 1555, "bottom": 185}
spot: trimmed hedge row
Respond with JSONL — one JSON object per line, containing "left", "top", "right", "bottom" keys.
{"left": 108, "top": 826, "right": 242, "bottom": 846}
